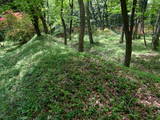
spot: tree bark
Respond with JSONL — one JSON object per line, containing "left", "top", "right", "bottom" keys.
{"left": 138, "top": 0, "right": 148, "bottom": 46}
{"left": 120, "top": 0, "right": 137, "bottom": 67}
{"left": 69, "top": 0, "right": 74, "bottom": 41}
{"left": 86, "top": 0, "right": 94, "bottom": 44}
{"left": 90, "top": 0, "right": 99, "bottom": 27}
{"left": 103, "top": 0, "right": 109, "bottom": 27}
{"left": 153, "top": 10, "right": 160, "bottom": 50}
{"left": 133, "top": 18, "right": 139, "bottom": 39}
{"left": 29, "top": 4, "right": 41, "bottom": 36}
{"left": 0, "top": 31, "right": 4, "bottom": 42}
{"left": 40, "top": 14, "right": 49, "bottom": 34}
{"left": 96, "top": 0, "right": 104, "bottom": 29}
{"left": 120, "top": 25, "right": 125, "bottom": 43}
{"left": 60, "top": 0, "right": 67, "bottom": 45}
{"left": 46, "top": 0, "right": 50, "bottom": 24}
{"left": 32, "top": 15, "right": 41, "bottom": 36}
{"left": 78, "top": 0, "right": 85, "bottom": 52}
{"left": 141, "top": 16, "right": 147, "bottom": 46}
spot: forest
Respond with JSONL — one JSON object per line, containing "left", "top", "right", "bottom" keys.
{"left": 0, "top": 0, "right": 160, "bottom": 119}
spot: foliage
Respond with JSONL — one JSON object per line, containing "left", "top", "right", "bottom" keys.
{"left": 0, "top": 12, "right": 34, "bottom": 44}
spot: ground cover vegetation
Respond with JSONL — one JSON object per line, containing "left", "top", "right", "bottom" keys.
{"left": 0, "top": 0, "right": 160, "bottom": 119}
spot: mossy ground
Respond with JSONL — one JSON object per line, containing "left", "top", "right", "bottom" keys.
{"left": 0, "top": 32, "right": 160, "bottom": 119}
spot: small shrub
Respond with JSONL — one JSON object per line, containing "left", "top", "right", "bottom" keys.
{"left": 0, "top": 10, "right": 34, "bottom": 44}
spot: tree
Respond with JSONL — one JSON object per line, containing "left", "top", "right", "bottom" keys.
{"left": 31, "top": 12, "right": 41, "bottom": 36}
{"left": 120, "top": 0, "right": 137, "bottom": 67}
{"left": 90, "top": 0, "right": 99, "bottom": 27}
{"left": 95, "top": 0, "right": 105, "bottom": 29}
{"left": 78, "top": 0, "right": 85, "bottom": 52}
{"left": 152, "top": 10, "right": 160, "bottom": 50}
{"left": 69, "top": 0, "right": 74, "bottom": 40}
{"left": 60, "top": 0, "right": 67, "bottom": 45}
{"left": 139, "top": 0, "right": 148, "bottom": 46}
{"left": 120, "top": 25, "right": 125, "bottom": 43}
{"left": 86, "top": 0, "right": 94, "bottom": 44}
{"left": 40, "top": 13, "right": 49, "bottom": 34}
{"left": 0, "top": 31, "right": 4, "bottom": 42}
{"left": 103, "top": 0, "right": 109, "bottom": 27}
{"left": 39, "top": 1, "right": 49, "bottom": 34}
{"left": 30, "top": 4, "right": 41, "bottom": 36}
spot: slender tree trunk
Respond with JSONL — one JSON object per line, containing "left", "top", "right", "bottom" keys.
{"left": 60, "top": 0, "right": 67, "bottom": 45}
{"left": 120, "top": 25, "right": 125, "bottom": 43}
{"left": 40, "top": 14, "right": 48, "bottom": 34}
{"left": 140, "top": 7, "right": 147, "bottom": 46}
{"left": 90, "top": 1, "right": 99, "bottom": 27}
{"left": 78, "top": 0, "right": 85, "bottom": 52}
{"left": 133, "top": 18, "right": 139, "bottom": 39}
{"left": 29, "top": 4, "right": 41, "bottom": 36}
{"left": 86, "top": 0, "right": 94, "bottom": 44}
{"left": 153, "top": 26, "right": 160, "bottom": 50}
{"left": 32, "top": 15, "right": 41, "bottom": 36}
{"left": 141, "top": 15, "right": 147, "bottom": 46}
{"left": 0, "top": 37, "right": 3, "bottom": 42}
{"left": 0, "top": 26, "right": 4, "bottom": 47}
{"left": 153, "top": 10, "right": 160, "bottom": 50}
{"left": 46, "top": 0, "right": 49, "bottom": 24}
{"left": 96, "top": 0, "right": 104, "bottom": 29}
{"left": 0, "top": 31, "right": 4, "bottom": 42}
{"left": 104, "top": 0, "right": 108, "bottom": 27}
{"left": 69, "top": 0, "right": 74, "bottom": 40}
{"left": 139, "top": 0, "right": 148, "bottom": 46}
{"left": 120, "top": 0, "right": 137, "bottom": 67}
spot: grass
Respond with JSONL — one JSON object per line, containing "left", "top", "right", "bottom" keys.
{"left": 0, "top": 33, "right": 160, "bottom": 119}
{"left": 56, "top": 29, "right": 160, "bottom": 77}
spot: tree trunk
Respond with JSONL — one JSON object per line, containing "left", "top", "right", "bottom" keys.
{"left": 40, "top": 14, "right": 48, "bottom": 34}
{"left": 104, "top": 0, "right": 108, "bottom": 27}
{"left": 86, "top": 0, "right": 94, "bottom": 44}
{"left": 30, "top": 5, "right": 41, "bottom": 36}
{"left": 90, "top": 1, "right": 99, "bottom": 27}
{"left": 32, "top": 15, "right": 41, "bottom": 36}
{"left": 153, "top": 10, "right": 160, "bottom": 50}
{"left": 120, "top": 0, "right": 137, "bottom": 67}
{"left": 120, "top": 25, "right": 125, "bottom": 43}
{"left": 78, "top": 0, "right": 85, "bottom": 52}
{"left": 141, "top": 16, "right": 147, "bottom": 46}
{"left": 60, "top": 0, "right": 67, "bottom": 45}
{"left": 0, "top": 31, "right": 4, "bottom": 42}
{"left": 153, "top": 26, "right": 160, "bottom": 50}
{"left": 69, "top": 0, "right": 74, "bottom": 41}
{"left": 46, "top": 0, "right": 50, "bottom": 24}
{"left": 139, "top": 0, "right": 148, "bottom": 46}
{"left": 96, "top": 0, "right": 104, "bottom": 29}
{"left": 133, "top": 18, "right": 139, "bottom": 39}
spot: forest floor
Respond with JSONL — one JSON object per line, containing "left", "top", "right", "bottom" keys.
{"left": 55, "top": 29, "right": 160, "bottom": 77}
{"left": 0, "top": 31, "right": 160, "bottom": 119}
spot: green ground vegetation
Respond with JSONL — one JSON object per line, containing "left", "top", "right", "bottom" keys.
{"left": 0, "top": 31, "right": 160, "bottom": 119}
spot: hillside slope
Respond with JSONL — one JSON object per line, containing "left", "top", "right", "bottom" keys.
{"left": 0, "top": 35, "right": 160, "bottom": 120}
{"left": 56, "top": 30, "right": 160, "bottom": 77}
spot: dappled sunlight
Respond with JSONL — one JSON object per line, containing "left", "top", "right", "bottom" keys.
{"left": 55, "top": 30, "right": 159, "bottom": 68}
{"left": 53, "top": 29, "right": 160, "bottom": 78}
{"left": 16, "top": 51, "right": 44, "bottom": 79}
{"left": 0, "top": 0, "right": 160, "bottom": 118}
{"left": 0, "top": 34, "right": 160, "bottom": 119}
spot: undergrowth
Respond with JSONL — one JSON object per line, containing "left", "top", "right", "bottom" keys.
{"left": 0, "top": 35, "right": 160, "bottom": 120}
